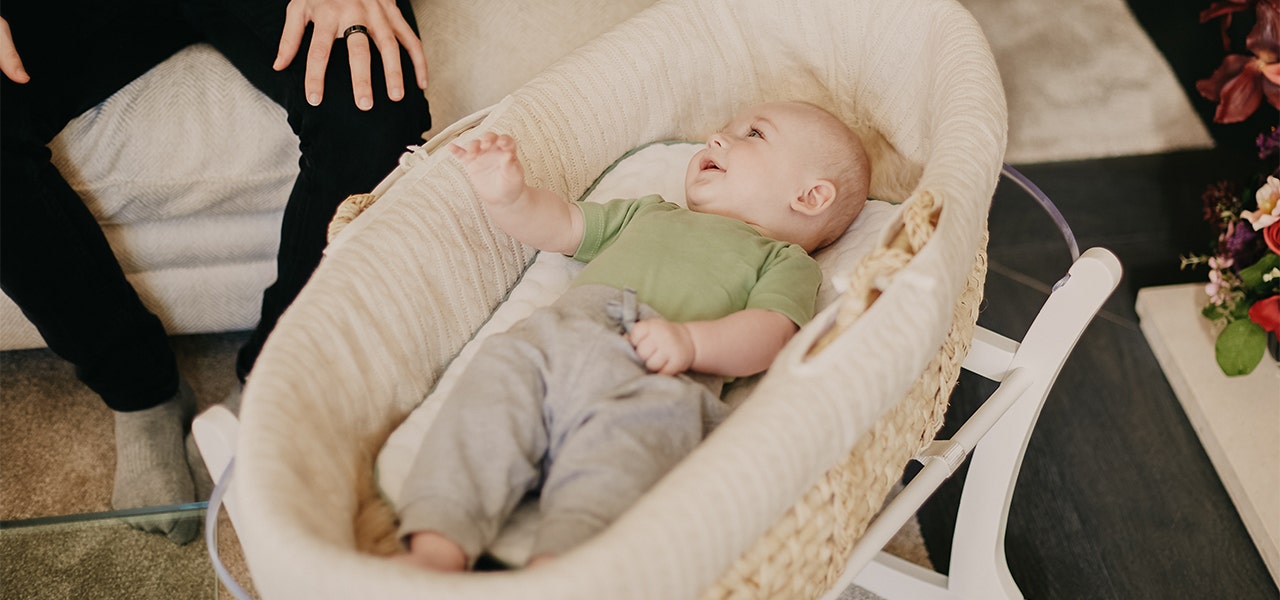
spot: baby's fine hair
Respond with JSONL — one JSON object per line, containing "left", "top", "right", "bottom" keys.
{"left": 794, "top": 102, "right": 872, "bottom": 249}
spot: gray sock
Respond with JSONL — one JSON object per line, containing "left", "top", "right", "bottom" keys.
{"left": 112, "top": 379, "right": 199, "bottom": 544}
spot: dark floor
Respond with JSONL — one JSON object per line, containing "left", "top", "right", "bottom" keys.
{"left": 912, "top": 1, "right": 1279, "bottom": 597}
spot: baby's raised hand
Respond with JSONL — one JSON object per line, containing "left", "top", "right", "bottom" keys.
{"left": 628, "top": 318, "right": 695, "bottom": 376}
{"left": 449, "top": 133, "right": 527, "bottom": 207}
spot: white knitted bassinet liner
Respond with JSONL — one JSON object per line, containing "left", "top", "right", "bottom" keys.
{"left": 231, "top": 0, "right": 1007, "bottom": 598}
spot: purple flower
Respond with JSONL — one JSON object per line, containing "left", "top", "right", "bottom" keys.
{"left": 1224, "top": 219, "right": 1267, "bottom": 267}
{"left": 1259, "top": 127, "right": 1280, "bottom": 159}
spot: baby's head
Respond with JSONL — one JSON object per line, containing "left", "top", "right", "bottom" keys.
{"left": 684, "top": 101, "right": 870, "bottom": 253}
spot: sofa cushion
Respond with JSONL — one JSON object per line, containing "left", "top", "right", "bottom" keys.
{"left": 48, "top": 44, "right": 299, "bottom": 225}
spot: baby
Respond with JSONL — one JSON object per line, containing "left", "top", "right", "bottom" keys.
{"left": 396, "top": 101, "right": 871, "bottom": 571}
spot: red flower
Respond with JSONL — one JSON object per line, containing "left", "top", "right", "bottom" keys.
{"left": 1197, "top": 0, "right": 1280, "bottom": 122}
{"left": 1248, "top": 295, "right": 1280, "bottom": 332}
{"left": 1202, "top": 0, "right": 1257, "bottom": 49}
{"left": 1265, "top": 222, "right": 1280, "bottom": 254}
{"left": 1252, "top": 0, "right": 1280, "bottom": 63}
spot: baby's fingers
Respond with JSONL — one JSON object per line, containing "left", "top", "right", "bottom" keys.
{"left": 448, "top": 139, "right": 483, "bottom": 163}
{"left": 642, "top": 351, "right": 669, "bottom": 374}
{"left": 631, "top": 335, "right": 672, "bottom": 374}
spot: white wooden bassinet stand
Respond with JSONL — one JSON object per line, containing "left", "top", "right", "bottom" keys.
{"left": 823, "top": 186, "right": 1123, "bottom": 599}
{"left": 191, "top": 1, "right": 1124, "bottom": 597}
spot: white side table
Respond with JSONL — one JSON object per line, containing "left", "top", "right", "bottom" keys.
{"left": 1136, "top": 283, "right": 1280, "bottom": 588}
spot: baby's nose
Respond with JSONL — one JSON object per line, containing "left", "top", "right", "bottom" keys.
{"left": 707, "top": 133, "right": 726, "bottom": 148}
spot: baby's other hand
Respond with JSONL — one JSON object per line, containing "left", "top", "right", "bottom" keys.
{"left": 449, "top": 133, "right": 527, "bottom": 207}
{"left": 628, "top": 318, "right": 694, "bottom": 376}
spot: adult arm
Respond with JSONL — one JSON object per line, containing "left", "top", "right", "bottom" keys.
{"left": 0, "top": 17, "right": 30, "bottom": 83}
{"left": 449, "top": 133, "right": 585, "bottom": 255}
{"left": 628, "top": 309, "right": 798, "bottom": 377}
{"left": 273, "top": 0, "right": 428, "bottom": 110}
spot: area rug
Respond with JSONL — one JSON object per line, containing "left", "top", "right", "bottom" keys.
{"left": 960, "top": 0, "right": 1213, "bottom": 164}
{"left": 414, "top": 0, "right": 1214, "bottom": 165}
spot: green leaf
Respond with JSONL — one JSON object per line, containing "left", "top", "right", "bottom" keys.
{"left": 1202, "top": 303, "right": 1225, "bottom": 320}
{"left": 1215, "top": 319, "right": 1267, "bottom": 376}
{"left": 1228, "top": 301, "right": 1252, "bottom": 321}
{"left": 1238, "top": 253, "right": 1280, "bottom": 292}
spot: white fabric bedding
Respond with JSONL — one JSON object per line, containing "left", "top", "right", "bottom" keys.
{"left": 375, "top": 141, "right": 901, "bottom": 565}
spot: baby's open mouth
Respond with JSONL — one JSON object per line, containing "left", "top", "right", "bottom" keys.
{"left": 700, "top": 158, "right": 723, "bottom": 172}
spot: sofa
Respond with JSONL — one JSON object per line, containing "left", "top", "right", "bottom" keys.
{"left": 0, "top": 0, "right": 658, "bottom": 351}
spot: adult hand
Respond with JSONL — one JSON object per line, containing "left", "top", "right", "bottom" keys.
{"left": 0, "top": 17, "right": 30, "bottom": 83}
{"left": 273, "top": 0, "right": 428, "bottom": 110}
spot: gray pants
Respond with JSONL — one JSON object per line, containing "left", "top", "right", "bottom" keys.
{"left": 397, "top": 285, "right": 730, "bottom": 563}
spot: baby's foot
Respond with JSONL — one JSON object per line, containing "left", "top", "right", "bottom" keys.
{"left": 112, "top": 380, "right": 199, "bottom": 544}
{"left": 399, "top": 531, "right": 468, "bottom": 571}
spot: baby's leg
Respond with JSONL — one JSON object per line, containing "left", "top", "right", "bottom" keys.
{"left": 533, "top": 355, "right": 718, "bottom": 558}
{"left": 395, "top": 314, "right": 563, "bottom": 566}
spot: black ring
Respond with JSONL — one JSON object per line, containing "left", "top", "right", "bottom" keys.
{"left": 342, "top": 24, "right": 369, "bottom": 39}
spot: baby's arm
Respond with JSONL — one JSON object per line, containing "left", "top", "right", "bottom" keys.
{"left": 628, "top": 309, "right": 798, "bottom": 377}
{"left": 449, "top": 133, "right": 584, "bottom": 255}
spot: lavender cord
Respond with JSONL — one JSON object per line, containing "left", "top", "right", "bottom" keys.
{"left": 1001, "top": 163, "right": 1080, "bottom": 262}
{"left": 206, "top": 458, "right": 253, "bottom": 600}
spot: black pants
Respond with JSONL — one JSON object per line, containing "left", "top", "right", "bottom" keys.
{"left": 0, "top": 0, "right": 431, "bottom": 411}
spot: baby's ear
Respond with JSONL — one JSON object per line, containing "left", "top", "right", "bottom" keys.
{"left": 792, "top": 180, "right": 837, "bottom": 216}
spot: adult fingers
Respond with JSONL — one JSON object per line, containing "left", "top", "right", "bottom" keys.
{"left": 0, "top": 17, "right": 29, "bottom": 83}
{"left": 360, "top": 3, "right": 407, "bottom": 102}
{"left": 273, "top": 0, "right": 308, "bottom": 72}
{"left": 304, "top": 21, "right": 338, "bottom": 106}
{"left": 345, "top": 28, "right": 374, "bottom": 110}
{"left": 386, "top": 9, "right": 427, "bottom": 90}
{"left": 373, "top": 28, "right": 405, "bottom": 102}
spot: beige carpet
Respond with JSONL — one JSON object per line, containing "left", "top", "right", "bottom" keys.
{"left": 0, "top": 0, "right": 1210, "bottom": 597}
{"left": 416, "top": 0, "right": 1213, "bottom": 166}
{"left": 0, "top": 333, "right": 256, "bottom": 599}
{"left": 0, "top": 333, "right": 246, "bottom": 521}
{"left": 0, "top": 509, "right": 256, "bottom": 600}
{"left": 962, "top": 0, "right": 1212, "bottom": 163}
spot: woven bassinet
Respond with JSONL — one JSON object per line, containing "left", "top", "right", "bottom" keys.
{"left": 232, "top": 0, "right": 1007, "bottom": 597}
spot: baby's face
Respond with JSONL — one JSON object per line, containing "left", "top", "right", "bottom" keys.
{"left": 684, "top": 102, "right": 825, "bottom": 234}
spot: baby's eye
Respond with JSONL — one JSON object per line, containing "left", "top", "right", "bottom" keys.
{"left": 747, "top": 128, "right": 762, "bottom": 138}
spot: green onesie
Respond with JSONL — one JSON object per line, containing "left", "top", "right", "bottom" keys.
{"left": 571, "top": 194, "right": 822, "bottom": 326}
